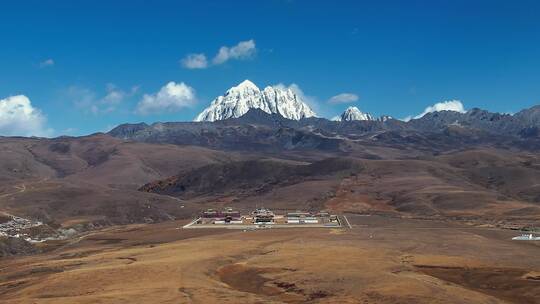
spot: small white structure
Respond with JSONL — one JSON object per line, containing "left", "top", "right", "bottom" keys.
{"left": 214, "top": 220, "right": 243, "bottom": 224}
{"left": 286, "top": 211, "right": 319, "bottom": 224}
{"left": 303, "top": 217, "right": 318, "bottom": 224}
{"left": 512, "top": 233, "right": 540, "bottom": 241}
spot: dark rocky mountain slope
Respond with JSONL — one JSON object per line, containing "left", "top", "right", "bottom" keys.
{"left": 109, "top": 106, "right": 540, "bottom": 154}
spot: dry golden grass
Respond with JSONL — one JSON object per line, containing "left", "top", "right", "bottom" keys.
{"left": 2, "top": 216, "right": 540, "bottom": 303}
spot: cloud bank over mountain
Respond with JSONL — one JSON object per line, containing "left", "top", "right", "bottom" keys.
{"left": 402, "top": 100, "right": 466, "bottom": 121}
{"left": 415, "top": 100, "right": 465, "bottom": 119}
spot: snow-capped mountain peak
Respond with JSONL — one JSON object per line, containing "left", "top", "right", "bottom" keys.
{"left": 194, "top": 80, "right": 316, "bottom": 122}
{"left": 340, "top": 106, "right": 374, "bottom": 121}
{"left": 226, "top": 79, "right": 260, "bottom": 94}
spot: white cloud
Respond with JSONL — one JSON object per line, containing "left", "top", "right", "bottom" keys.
{"left": 66, "top": 86, "right": 96, "bottom": 110}
{"left": 181, "top": 39, "right": 257, "bottom": 69}
{"left": 67, "top": 84, "right": 137, "bottom": 115}
{"left": 412, "top": 100, "right": 466, "bottom": 120}
{"left": 102, "top": 84, "right": 126, "bottom": 105}
{"left": 328, "top": 93, "right": 359, "bottom": 104}
{"left": 213, "top": 39, "right": 256, "bottom": 65}
{"left": 39, "top": 58, "right": 54, "bottom": 68}
{"left": 0, "top": 95, "right": 53, "bottom": 137}
{"left": 181, "top": 53, "right": 208, "bottom": 69}
{"left": 135, "top": 81, "right": 196, "bottom": 115}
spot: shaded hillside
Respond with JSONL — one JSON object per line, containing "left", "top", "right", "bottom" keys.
{"left": 438, "top": 150, "right": 540, "bottom": 203}
{"left": 110, "top": 121, "right": 347, "bottom": 153}
{"left": 326, "top": 149, "right": 540, "bottom": 224}
{"left": 140, "top": 149, "right": 540, "bottom": 225}
{"left": 0, "top": 134, "right": 242, "bottom": 189}
{"left": 140, "top": 158, "right": 362, "bottom": 199}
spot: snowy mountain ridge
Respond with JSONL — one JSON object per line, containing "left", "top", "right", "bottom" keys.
{"left": 194, "top": 80, "right": 316, "bottom": 122}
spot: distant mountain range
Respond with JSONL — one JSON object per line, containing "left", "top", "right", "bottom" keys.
{"left": 109, "top": 79, "right": 540, "bottom": 153}
{"left": 191, "top": 80, "right": 540, "bottom": 134}
{"left": 112, "top": 79, "right": 540, "bottom": 143}
{"left": 109, "top": 103, "right": 540, "bottom": 154}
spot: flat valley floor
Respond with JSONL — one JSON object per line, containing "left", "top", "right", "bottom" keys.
{"left": 1, "top": 215, "right": 540, "bottom": 304}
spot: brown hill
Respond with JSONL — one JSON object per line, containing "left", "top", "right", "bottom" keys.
{"left": 139, "top": 148, "right": 540, "bottom": 226}
{"left": 140, "top": 158, "right": 361, "bottom": 198}
{"left": 2, "top": 132, "right": 540, "bottom": 253}
{"left": 0, "top": 134, "right": 246, "bottom": 232}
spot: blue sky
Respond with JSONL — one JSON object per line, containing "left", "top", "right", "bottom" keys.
{"left": 1, "top": 0, "right": 540, "bottom": 136}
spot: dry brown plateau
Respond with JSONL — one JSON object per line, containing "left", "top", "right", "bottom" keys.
{"left": 1, "top": 216, "right": 540, "bottom": 303}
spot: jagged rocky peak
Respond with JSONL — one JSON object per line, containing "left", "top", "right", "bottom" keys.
{"left": 340, "top": 106, "right": 374, "bottom": 121}
{"left": 515, "top": 105, "right": 540, "bottom": 125}
{"left": 194, "top": 80, "right": 316, "bottom": 122}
